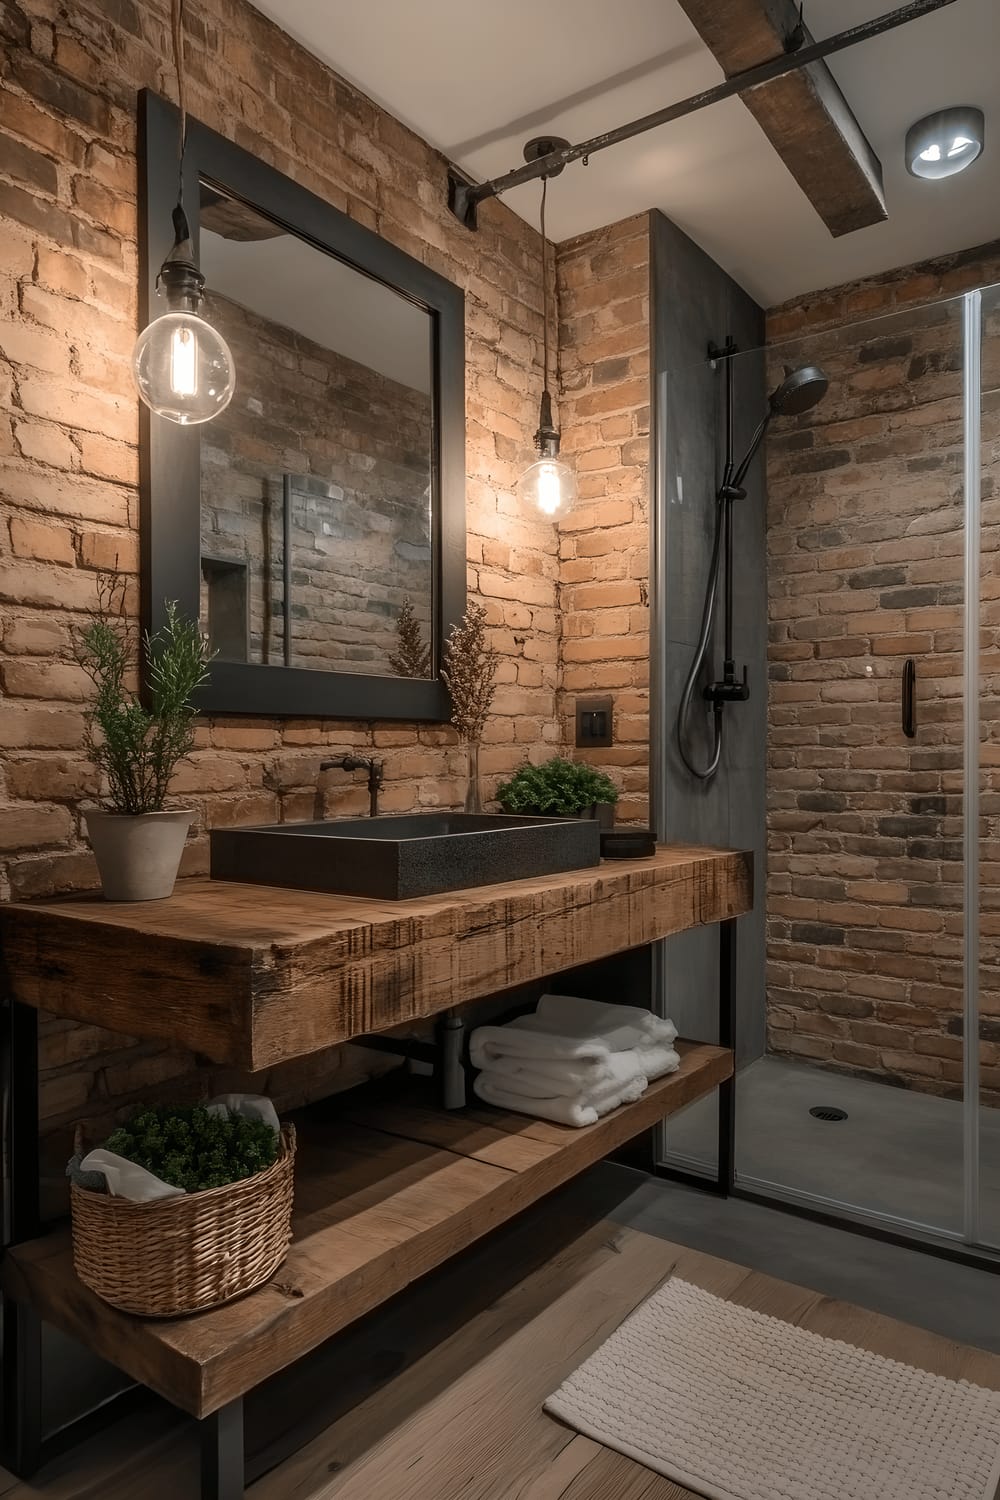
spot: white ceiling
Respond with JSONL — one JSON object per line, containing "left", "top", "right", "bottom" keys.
{"left": 250, "top": 0, "right": 999, "bottom": 308}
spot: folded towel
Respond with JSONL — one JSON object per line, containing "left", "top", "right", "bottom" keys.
{"left": 470, "top": 1023, "right": 613, "bottom": 1068}
{"left": 470, "top": 1004, "right": 679, "bottom": 1070}
{"left": 473, "top": 1069, "right": 647, "bottom": 1128}
{"left": 535, "top": 994, "right": 678, "bottom": 1048}
{"left": 478, "top": 1042, "right": 680, "bottom": 1098}
{"left": 628, "top": 1041, "right": 681, "bottom": 1083}
{"left": 488, "top": 1048, "right": 647, "bottom": 1102}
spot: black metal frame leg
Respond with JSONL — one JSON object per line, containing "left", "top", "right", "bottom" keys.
{"left": 0, "top": 1295, "right": 43, "bottom": 1478}
{"left": 201, "top": 1398, "right": 245, "bottom": 1500}
{"left": 717, "top": 917, "right": 737, "bottom": 1195}
{"left": 2, "top": 998, "right": 40, "bottom": 1247}
{"left": 1, "top": 997, "right": 43, "bottom": 1480}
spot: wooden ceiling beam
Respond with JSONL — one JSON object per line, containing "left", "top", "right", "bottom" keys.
{"left": 677, "top": 0, "right": 888, "bottom": 237}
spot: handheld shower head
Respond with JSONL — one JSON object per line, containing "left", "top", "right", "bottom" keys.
{"left": 769, "top": 364, "right": 829, "bottom": 416}
{"left": 729, "top": 363, "right": 829, "bottom": 490}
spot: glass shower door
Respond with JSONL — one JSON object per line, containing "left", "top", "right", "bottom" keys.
{"left": 653, "top": 288, "right": 1000, "bottom": 1254}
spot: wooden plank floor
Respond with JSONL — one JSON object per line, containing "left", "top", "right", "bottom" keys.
{"left": 6, "top": 1175, "right": 999, "bottom": 1499}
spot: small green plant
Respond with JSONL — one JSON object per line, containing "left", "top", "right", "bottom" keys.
{"left": 496, "top": 757, "right": 619, "bottom": 816}
{"left": 76, "top": 573, "right": 212, "bottom": 815}
{"left": 103, "top": 1105, "right": 278, "bottom": 1193}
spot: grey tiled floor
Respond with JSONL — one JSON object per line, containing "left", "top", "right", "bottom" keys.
{"left": 609, "top": 1168, "right": 1000, "bottom": 1354}
{"left": 664, "top": 1053, "right": 1000, "bottom": 1246}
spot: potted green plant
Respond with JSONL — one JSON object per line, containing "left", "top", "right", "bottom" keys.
{"left": 76, "top": 575, "right": 211, "bottom": 901}
{"left": 496, "top": 757, "right": 619, "bottom": 828}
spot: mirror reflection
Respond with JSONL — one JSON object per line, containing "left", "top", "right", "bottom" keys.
{"left": 196, "top": 184, "right": 435, "bottom": 678}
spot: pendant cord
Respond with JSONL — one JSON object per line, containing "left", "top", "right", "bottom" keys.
{"left": 540, "top": 175, "right": 550, "bottom": 396}
{"left": 171, "top": 0, "right": 187, "bottom": 218}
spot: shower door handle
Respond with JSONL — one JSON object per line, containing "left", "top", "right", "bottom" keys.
{"left": 902, "top": 658, "right": 916, "bottom": 739}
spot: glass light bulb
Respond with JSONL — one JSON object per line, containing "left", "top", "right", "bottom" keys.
{"left": 516, "top": 455, "right": 577, "bottom": 518}
{"left": 132, "top": 310, "right": 235, "bottom": 425}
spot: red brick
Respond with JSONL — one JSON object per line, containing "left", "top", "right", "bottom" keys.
{"left": 0, "top": 804, "right": 72, "bottom": 850}
{"left": 14, "top": 419, "right": 77, "bottom": 471}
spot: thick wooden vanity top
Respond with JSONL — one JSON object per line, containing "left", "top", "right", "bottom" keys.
{"left": 0, "top": 844, "right": 752, "bottom": 1068}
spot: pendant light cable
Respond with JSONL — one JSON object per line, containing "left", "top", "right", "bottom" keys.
{"left": 131, "top": 0, "right": 236, "bottom": 423}
{"left": 514, "top": 149, "right": 576, "bottom": 516}
{"left": 170, "top": 0, "right": 188, "bottom": 232}
{"left": 539, "top": 174, "right": 550, "bottom": 399}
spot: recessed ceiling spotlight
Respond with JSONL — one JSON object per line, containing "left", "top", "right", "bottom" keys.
{"left": 905, "top": 106, "right": 985, "bottom": 180}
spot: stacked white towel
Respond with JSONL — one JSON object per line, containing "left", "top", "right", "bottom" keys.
{"left": 471, "top": 994, "right": 680, "bottom": 1128}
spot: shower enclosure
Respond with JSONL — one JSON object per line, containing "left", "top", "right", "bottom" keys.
{"left": 650, "top": 209, "right": 1000, "bottom": 1261}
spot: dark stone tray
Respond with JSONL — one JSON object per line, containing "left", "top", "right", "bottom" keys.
{"left": 210, "top": 812, "right": 602, "bottom": 900}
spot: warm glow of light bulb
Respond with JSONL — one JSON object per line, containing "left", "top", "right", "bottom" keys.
{"left": 516, "top": 453, "right": 577, "bottom": 519}
{"left": 132, "top": 310, "right": 234, "bottom": 425}
{"left": 537, "top": 461, "right": 562, "bottom": 516}
{"left": 170, "top": 323, "right": 197, "bottom": 396}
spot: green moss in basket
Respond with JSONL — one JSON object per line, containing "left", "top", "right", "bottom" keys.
{"left": 495, "top": 757, "right": 619, "bottom": 816}
{"left": 102, "top": 1106, "right": 278, "bottom": 1193}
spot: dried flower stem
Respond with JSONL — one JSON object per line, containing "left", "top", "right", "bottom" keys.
{"left": 441, "top": 600, "right": 498, "bottom": 742}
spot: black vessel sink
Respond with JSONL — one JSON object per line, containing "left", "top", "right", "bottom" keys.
{"left": 210, "top": 812, "right": 602, "bottom": 900}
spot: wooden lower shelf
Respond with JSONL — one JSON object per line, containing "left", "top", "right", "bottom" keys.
{"left": 3, "top": 1041, "right": 731, "bottom": 1420}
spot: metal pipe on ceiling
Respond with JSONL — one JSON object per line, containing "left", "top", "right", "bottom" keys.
{"left": 447, "top": 0, "right": 960, "bottom": 228}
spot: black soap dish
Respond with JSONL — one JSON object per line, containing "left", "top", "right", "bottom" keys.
{"left": 600, "top": 827, "right": 656, "bottom": 859}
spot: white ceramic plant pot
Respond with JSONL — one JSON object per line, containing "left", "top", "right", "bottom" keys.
{"left": 84, "top": 809, "right": 194, "bottom": 902}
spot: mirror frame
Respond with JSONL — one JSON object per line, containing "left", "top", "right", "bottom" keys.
{"left": 138, "top": 90, "right": 466, "bottom": 721}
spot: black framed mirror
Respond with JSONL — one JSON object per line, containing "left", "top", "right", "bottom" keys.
{"left": 138, "top": 90, "right": 466, "bottom": 720}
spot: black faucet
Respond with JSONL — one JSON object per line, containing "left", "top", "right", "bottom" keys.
{"left": 320, "top": 755, "right": 385, "bottom": 818}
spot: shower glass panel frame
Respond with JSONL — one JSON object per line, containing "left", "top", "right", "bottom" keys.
{"left": 980, "top": 281, "right": 1000, "bottom": 1252}
{"left": 651, "top": 283, "right": 998, "bottom": 1260}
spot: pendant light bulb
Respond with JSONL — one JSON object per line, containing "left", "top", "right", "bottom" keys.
{"left": 132, "top": 208, "right": 235, "bottom": 427}
{"left": 516, "top": 397, "right": 577, "bottom": 517}
{"left": 133, "top": 308, "right": 235, "bottom": 425}
{"left": 517, "top": 161, "right": 575, "bottom": 520}
{"left": 131, "top": 0, "right": 235, "bottom": 425}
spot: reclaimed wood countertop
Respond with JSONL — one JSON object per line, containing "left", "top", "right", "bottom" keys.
{"left": 0, "top": 844, "right": 752, "bottom": 1069}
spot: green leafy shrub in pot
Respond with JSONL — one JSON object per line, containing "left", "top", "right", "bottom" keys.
{"left": 76, "top": 573, "right": 213, "bottom": 900}
{"left": 495, "top": 757, "right": 619, "bottom": 818}
{"left": 103, "top": 1105, "right": 278, "bottom": 1194}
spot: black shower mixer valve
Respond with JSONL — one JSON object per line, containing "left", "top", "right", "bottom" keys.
{"left": 704, "top": 661, "right": 750, "bottom": 707}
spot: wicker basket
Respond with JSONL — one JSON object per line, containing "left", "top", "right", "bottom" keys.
{"left": 70, "top": 1122, "right": 296, "bottom": 1318}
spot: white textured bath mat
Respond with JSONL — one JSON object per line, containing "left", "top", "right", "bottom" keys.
{"left": 544, "top": 1278, "right": 1000, "bottom": 1500}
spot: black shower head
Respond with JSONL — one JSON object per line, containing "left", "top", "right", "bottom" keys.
{"left": 769, "top": 364, "right": 829, "bottom": 416}
{"left": 728, "top": 361, "right": 829, "bottom": 490}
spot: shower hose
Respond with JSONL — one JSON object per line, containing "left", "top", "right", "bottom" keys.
{"left": 676, "top": 498, "right": 726, "bottom": 782}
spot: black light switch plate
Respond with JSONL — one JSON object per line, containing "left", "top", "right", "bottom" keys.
{"left": 575, "top": 695, "right": 614, "bottom": 748}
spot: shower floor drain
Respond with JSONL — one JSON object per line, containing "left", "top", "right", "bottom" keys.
{"left": 809, "top": 1106, "right": 848, "bottom": 1122}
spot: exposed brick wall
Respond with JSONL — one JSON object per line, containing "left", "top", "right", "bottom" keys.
{"left": 0, "top": 0, "right": 579, "bottom": 1190}
{"left": 201, "top": 290, "right": 433, "bottom": 672}
{"left": 765, "top": 238, "right": 1000, "bottom": 1102}
{"left": 556, "top": 214, "right": 651, "bottom": 823}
